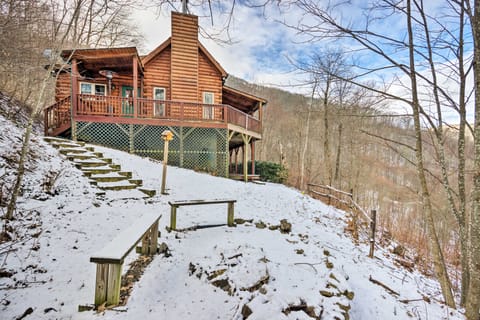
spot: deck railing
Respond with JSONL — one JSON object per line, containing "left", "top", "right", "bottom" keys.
{"left": 74, "top": 94, "right": 261, "bottom": 133}
{"left": 44, "top": 96, "right": 71, "bottom": 136}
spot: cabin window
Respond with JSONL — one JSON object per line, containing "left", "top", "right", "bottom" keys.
{"left": 203, "top": 92, "right": 214, "bottom": 119}
{"left": 153, "top": 87, "right": 166, "bottom": 117}
{"left": 80, "top": 82, "right": 106, "bottom": 96}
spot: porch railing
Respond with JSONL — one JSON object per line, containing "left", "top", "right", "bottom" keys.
{"left": 74, "top": 94, "right": 261, "bottom": 133}
{"left": 44, "top": 96, "right": 71, "bottom": 136}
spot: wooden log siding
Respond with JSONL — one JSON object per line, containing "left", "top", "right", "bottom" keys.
{"left": 55, "top": 72, "right": 71, "bottom": 101}
{"left": 198, "top": 50, "right": 222, "bottom": 104}
{"left": 171, "top": 12, "right": 198, "bottom": 102}
{"left": 144, "top": 46, "right": 171, "bottom": 100}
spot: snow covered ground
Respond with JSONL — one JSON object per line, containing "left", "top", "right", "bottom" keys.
{"left": 0, "top": 110, "right": 465, "bottom": 319}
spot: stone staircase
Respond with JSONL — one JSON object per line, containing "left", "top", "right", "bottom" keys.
{"left": 44, "top": 137, "right": 156, "bottom": 197}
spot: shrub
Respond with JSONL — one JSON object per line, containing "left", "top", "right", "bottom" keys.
{"left": 254, "top": 161, "right": 288, "bottom": 183}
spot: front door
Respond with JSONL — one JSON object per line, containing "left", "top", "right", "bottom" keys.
{"left": 122, "top": 86, "right": 134, "bottom": 116}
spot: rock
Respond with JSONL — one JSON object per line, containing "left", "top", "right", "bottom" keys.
{"left": 343, "top": 290, "right": 355, "bottom": 300}
{"left": 325, "top": 259, "right": 334, "bottom": 269}
{"left": 0, "top": 268, "right": 15, "bottom": 278}
{"left": 295, "top": 249, "right": 304, "bottom": 255}
{"left": 234, "top": 218, "right": 253, "bottom": 225}
{"left": 241, "top": 304, "right": 253, "bottom": 319}
{"left": 393, "top": 245, "right": 405, "bottom": 257}
{"left": 158, "top": 242, "right": 171, "bottom": 257}
{"left": 279, "top": 219, "right": 291, "bottom": 234}
{"left": 323, "top": 249, "right": 330, "bottom": 256}
{"left": 319, "top": 290, "right": 334, "bottom": 297}
{"left": 268, "top": 225, "right": 279, "bottom": 230}
{"left": 207, "top": 269, "right": 227, "bottom": 280}
{"left": 44, "top": 307, "right": 57, "bottom": 313}
{"left": 255, "top": 221, "right": 267, "bottom": 229}
{"left": 211, "top": 278, "right": 233, "bottom": 295}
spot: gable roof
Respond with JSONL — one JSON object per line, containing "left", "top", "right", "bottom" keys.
{"left": 141, "top": 37, "right": 227, "bottom": 78}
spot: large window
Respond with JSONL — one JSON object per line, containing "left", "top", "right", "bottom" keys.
{"left": 80, "top": 82, "right": 106, "bottom": 96}
{"left": 153, "top": 87, "right": 166, "bottom": 117}
{"left": 203, "top": 92, "right": 214, "bottom": 119}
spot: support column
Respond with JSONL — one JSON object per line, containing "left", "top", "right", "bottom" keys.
{"left": 251, "top": 140, "right": 255, "bottom": 176}
{"left": 242, "top": 134, "right": 252, "bottom": 182}
{"left": 133, "top": 56, "right": 138, "bottom": 118}
{"left": 235, "top": 148, "right": 239, "bottom": 174}
{"left": 129, "top": 124, "right": 134, "bottom": 154}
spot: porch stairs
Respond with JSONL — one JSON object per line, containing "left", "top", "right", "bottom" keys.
{"left": 44, "top": 137, "right": 156, "bottom": 197}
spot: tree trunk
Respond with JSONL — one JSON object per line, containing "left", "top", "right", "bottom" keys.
{"left": 406, "top": 0, "right": 456, "bottom": 308}
{"left": 466, "top": 1, "right": 480, "bottom": 318}
{"left": 323, "top": 87, "right": 332, "bottom": 186}
{"left": 334, "top": 123, "right": 342, "bottom": 185}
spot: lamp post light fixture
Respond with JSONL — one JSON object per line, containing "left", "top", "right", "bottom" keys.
{"left": 161, "top": 130, "right": 174, "bottom": 195}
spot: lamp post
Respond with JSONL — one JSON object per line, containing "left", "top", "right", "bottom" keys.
{"left": 161, "top": 130, "right": 174, "bottom": 195}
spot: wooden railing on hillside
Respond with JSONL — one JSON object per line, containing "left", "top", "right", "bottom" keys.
{"left": 44, "top": 96, "right": 71, "bottom": 136}
{"left": 45, "top": 94, "right": 262, "bottom": 136}
{"left": 307, "top": 183, "right": 372, "bottom": 241}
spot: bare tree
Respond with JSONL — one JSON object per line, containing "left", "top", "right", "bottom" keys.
{"left": 1, "top": 0, "right": 143, "bottom": 220}
{"left": 265, "top": 0, "right": 480, "bottom": 309}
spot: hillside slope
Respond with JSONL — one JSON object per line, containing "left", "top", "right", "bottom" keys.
{"left": 0, "top": 110, "right": 464, "bottom": 319}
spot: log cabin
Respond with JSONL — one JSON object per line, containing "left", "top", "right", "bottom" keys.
{"left": 44, "top": 12, "right": 266, "bottom": 181}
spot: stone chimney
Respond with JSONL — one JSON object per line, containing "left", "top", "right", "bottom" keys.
{"left": 170, "top": 12, "right": 199, "bottom": 102}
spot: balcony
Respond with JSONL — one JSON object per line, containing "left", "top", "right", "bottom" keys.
{"left": 45, "top": 94, "right": 262, "bottom": 137}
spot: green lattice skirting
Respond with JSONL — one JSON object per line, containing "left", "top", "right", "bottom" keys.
{"left": 74, "top": 122, "right": 228, "bottom": 177}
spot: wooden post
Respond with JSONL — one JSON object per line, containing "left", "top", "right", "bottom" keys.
{"left": 160, "top": 130, "right": 173, "bottom": 195}
{"left": 170, "top": 205, "right": 177, "bottom": 230}
{"left": 133, "top": 56, "right": 138, "bottom": 118}
{"left": 94, "top": 263, "right": 122, "bottom": 306}
{"left": 368, "top": 209, "right": 377, "bottom": 258}
{"left": 94, "top": 264, "right": 108, "bottom": 305}
{"left": 106, "top": 264, "right": 122, "bottom": 305}
{"left": 251, "top": 141, "right": 255, "bottom": 176}
{"left": 227, "top": 202, "right": 234, "bottom": 226}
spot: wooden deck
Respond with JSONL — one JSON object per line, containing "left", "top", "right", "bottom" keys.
{"left": 44, "top": 94, "right": 262, "bottom": 136}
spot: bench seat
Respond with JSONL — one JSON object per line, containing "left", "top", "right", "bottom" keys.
{"left": 90, "top": 212, "right": 161, "bottom": 306}
{"left": 168, "top": 199, "right": 236, "bottom": 230}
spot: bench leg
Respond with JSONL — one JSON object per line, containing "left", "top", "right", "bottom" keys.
{"left": 141, "top": 221, "right": 159, "bottom": 255}
{"left": 227, "top": 202, "right": 234, "bottom": 227}
{"left": 94, "top": 263, "right": 122, "bottom": 306}
{"left": 170, "top": 206, "right": 177, "bottom": 230}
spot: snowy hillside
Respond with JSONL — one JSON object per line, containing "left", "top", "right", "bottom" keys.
{"left": 0, "top": 109, "right": 465, "bottom": 319}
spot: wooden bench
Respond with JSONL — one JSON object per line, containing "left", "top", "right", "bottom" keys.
{"left": 168, "top": 199, "right": 236, "bottom": 230}
{"left": 90, "top": 212, "right": 161, "bottom": 306}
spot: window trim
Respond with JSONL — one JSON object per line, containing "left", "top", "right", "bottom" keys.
{"left": 79, "top": 82, "right": 106, "bottom": 96}
{"left": 153, "top": 87, "right": 166, "bottom": 117}
{"left": 202, "top": 92, "right": 214, "bottom": 119}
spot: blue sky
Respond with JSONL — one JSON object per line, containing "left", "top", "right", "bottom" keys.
{"left": 132, "top": 1, "right": 474, "bottom": 124}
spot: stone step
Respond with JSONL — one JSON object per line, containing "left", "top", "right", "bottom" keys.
{"left": 97, "top": 181, "right": 138, "bottom": 191}
{"left": 52, "top": 142, "right": 85, "bottom": 149}
{"left": 44, "top": 137, "right": 77, "bottom": 144}
{"left": 90, "top": 174, "right": 129, "bottom": 183}
{"left": 67, "top": 154, "right": 97, "bottom": 161}
{"left": 138, "top": 188, "right": 156, "bottom": 197}
{"left": 128, "top": 179, "right": 143, "bottom": 186}
{"left": 85, "top": 146, "right": 95, "bottom": 152}
{"left": 109, "top": 164, "right": 121, "bottom": 170}
{"left": 117, "top": 171, "right": 132, "bottom": 179}
{"left": 75, "top": 161, "right": 108, "bottom": 169}
{"left": 82, "top": 166, "right": 120, "bottom": 176}
{"left": 59, "top": 148, "right": 87, "bottom": 155}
